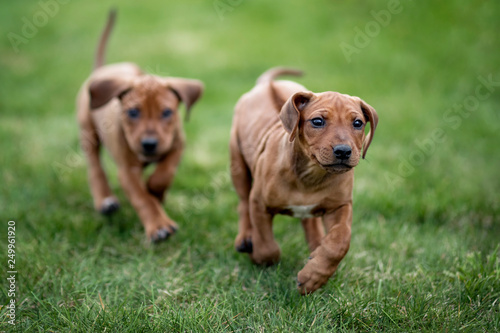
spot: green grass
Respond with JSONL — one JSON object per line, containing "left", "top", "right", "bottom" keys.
{"left": 1, "top": 0, "right": 499, "bottom": 331}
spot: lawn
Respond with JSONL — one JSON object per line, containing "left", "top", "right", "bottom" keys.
{"left": 1, "top": 0, "right": 499, "bottom": 331}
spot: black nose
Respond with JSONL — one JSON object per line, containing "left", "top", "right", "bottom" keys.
{"left": 141, "top": 138, "right": 158, "bottom": 153}
{"left": 333, "top": 145, "right": 352, "bottom": 160}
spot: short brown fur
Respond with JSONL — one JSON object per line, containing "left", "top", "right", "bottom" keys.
{"left": 76, "top": 11, "right": 204, "bottom": 242}
{"left": 230, "top": 68, "right": 378, "bottom": 294}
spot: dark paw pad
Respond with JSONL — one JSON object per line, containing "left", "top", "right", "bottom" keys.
{"left": 151, "top": 227, "right": 175, "bottom": 244}
{"left": 236, "top": 238, "right": 253, "bottom": 253}
{"left": 100, "top": 198, "right": 120, "bottom": 216}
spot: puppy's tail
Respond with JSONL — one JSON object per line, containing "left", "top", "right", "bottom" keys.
{"left": 94, "top": 9, "right": 117, "bottom": 70}
{"left": 257, "top": 67, "right": 303, "bottom": 111}
{"left": 256, "top": 67, "right": 303, "bottom": 85}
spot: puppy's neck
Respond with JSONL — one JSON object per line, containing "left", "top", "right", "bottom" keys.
{"left": 287, "top": 138, "right": 332, "bottom": 188}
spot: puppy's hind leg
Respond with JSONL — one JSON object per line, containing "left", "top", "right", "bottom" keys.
{"left": 79, "top": 122, "right": 119, "bottom": 215}
{"left": 230, "top": 136, "right": 253, "bottom": 253}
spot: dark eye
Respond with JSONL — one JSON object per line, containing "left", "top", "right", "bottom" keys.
{"left": 127, "top": 108, "right": 140, "bottom": 119}
{"left": 310, "top": 117, "right": 326, "bottom": 128}
{"left": 162, "top": 108, "right": 173, "bottom": 119}
{"left": 353, "top": 119, "right": 364, "bottom": 129}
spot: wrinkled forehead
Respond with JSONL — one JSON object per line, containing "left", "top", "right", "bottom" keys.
{"left": 304, "top": 92, "right": 362, "bottom": 116}
{"left": 127, "top": 76, "right": 178, "bottom": 103}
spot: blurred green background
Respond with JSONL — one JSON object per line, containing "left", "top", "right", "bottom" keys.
{"left": 0, "top": 0, "right": 499, "bottom": 331}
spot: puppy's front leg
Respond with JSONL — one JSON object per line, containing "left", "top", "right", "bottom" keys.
{"left": 301, "top": 217, "right": 325, "bottom": 252}
{"left": 249, "top": 196, "right": 281, "bottom": 265}
{"left": 146, "top": 144, "right": 183, "bottom": 202}
{"left": 80, "top": 124, "right": 119, "bottom": 215}
{"left": 118, "top": 165, "right": 178, "bottom": 243}
{"left": 297, "top": 203, "right": 352, "bottom": 294}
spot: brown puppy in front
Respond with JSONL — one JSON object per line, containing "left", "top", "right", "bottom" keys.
{"left": 230, "top": 68, "right": 378, "bottom": 294}
{"left": 76, "top": 11, "right": 203, "bottom": 242}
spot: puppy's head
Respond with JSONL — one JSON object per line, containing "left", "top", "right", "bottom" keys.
{"left": 89, "top": 75, "right": 203, "bottom": 161}
{"left": 280, "top": 91, "right": 378, "bottom": 174}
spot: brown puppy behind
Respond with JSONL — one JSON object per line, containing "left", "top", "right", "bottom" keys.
{"left": 76, "top": 11, "right": 204, "bottom": 242}
{"left": 230, "top": 67, "right": 378, "bottom": 294}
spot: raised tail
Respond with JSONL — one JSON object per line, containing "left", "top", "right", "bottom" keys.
{"left": 256, "top": 67, "right": 303, "bottom": 85}
{"left": 257, "top": 67, "right": 303, "bottom": 111}
{"left": 94, "top": 9, "right": 117, "bottom": 70}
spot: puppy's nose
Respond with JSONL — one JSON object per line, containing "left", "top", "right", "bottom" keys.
{"left": 141, "top": 138, "right": 158, "bottom": 153}
{"left": 333, "top": 145, "right": 352, "bottom": 160}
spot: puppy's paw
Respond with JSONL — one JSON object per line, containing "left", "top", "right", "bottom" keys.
{"left": 249, "top": 244, "right": 281, "bottom": 266}
{"left": 235, "top": 234, "right": 253, "bottom": 253}
{"left": 236, "top": 238, "right": 253, "bottom": 253}
{"left": 99, "top": 197, "right": 120, "bottom": 215}
{"left": 150, "top": 226, "right": 176, "bottom": 243}
{"left": 297, "top": 258, "right": 333, "bottom": 295}
{"left": 147, "top": 222, "right": 178, "bottom": 244}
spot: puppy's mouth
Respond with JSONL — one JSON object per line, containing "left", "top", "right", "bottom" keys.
{"left": 312, "top": 155, "right": 354, "bottom": 173}
{"left": 138, "top": 150, "right": 165, "bottom": 162}
{"left": 320, "top": 163, "right": 353, "bottom": 173}
{"left": 142, "top": 150, "right": 158, "bottom": 157}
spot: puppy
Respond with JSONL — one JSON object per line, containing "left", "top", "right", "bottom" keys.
{"left": 230, "top": 67, "right": 378, "bottom": 294}
{"left": 76, "top": 11, "right": 204, "bottom": 242}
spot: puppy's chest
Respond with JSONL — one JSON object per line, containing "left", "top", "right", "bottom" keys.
{"left": 271, "top": 204, "right": 325, "bottom": 219}
{"left": 286, "top": 204, "right": 321, "bottom": 218}
{"left": 263, "top": 184, "right": 336, "bottom": 219}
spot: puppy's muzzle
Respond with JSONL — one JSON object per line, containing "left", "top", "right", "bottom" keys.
{"left": 333, "top": 144, "right": 352, "bottom": 161}
{"left": 141, "top": 137, "right": 158, "bottom": 155}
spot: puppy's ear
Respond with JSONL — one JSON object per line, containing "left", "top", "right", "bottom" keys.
{"left": 280, "top": 92, "right": 314, "bottom": 142}
{"left": 89, "top": 78, "right": 132, "bottom": 109}
{"left": 354, "top": 97, "right": 379, "bottom": 159}
{"left": 166, "top": 78, "right": 204, "bottom": 121}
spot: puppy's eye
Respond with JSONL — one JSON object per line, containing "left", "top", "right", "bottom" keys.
{"left": 162, "top": 108, "right": 173, "bottom": 119}
{"left": 310, "top": 117, "right": 325, "bottom": 128}
{"left": 127, "top": 108, "right": 140, "bottom": 119}
{"left": 353, "top": 119, "right": 364, "bottom": 129}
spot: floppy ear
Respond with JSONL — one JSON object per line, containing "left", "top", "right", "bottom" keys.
{"left": 279, "top": 92, "right": 314, "bottom": 142}
{"left": 166, "top": 78, "right": 204, "bottom": 121}
{"left": 354, "top": 97, "right": 379, "bottom": 159}
{"left": 88, "top": 78, "right": 132, "bottom": 109}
